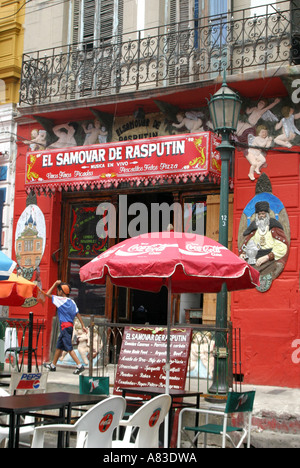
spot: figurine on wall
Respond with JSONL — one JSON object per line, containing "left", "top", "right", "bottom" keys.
{"left": 48, "top": 122, "right": 79, "bottom": 149}
{"left": 246, "top": 125, "right": 273, "bottom": 181}
{"left": 236, "top": 97, "right": 280, "bottom": 146}
{"left": 172, "top": 111, "right": 206, "bottom": 133}
{"left": 274, "top": 106, "right": 300, "bottom": 148}
{"left": 238, "top": 178, "right": 290, "bottom": 292}
{"left": 82, "top": 119, "right": 108, "bottom": 145}
{"left": 26, "top": 129, "right": 47, "bottom": 151}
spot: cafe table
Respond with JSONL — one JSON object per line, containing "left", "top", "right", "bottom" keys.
{"left": 120, "top": 386, "right": 203, "bottom": 446}
{"left": 0, "top": 391, "right": 107, "bottom": 448}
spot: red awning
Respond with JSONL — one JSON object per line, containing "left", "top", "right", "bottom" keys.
{"left": 25, "top": 132, "right": 222, "bottom": 193}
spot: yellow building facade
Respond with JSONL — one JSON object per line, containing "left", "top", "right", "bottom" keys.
{"left": 0, "top": 1, "right": 24, "bottom": 283}
{"left": 0, "top": 0, "right": 24, "bottom": 104}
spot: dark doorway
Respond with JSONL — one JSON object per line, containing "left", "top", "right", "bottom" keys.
{"left": 132, "top": 287, "right": 168, "bottom": 325}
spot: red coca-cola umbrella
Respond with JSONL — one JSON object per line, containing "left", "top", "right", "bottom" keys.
{"left": 80, "top": 232, "right": 259, "bottom": 446}
{"left": 80, "top": 231, "right": 259, "bottom": 292}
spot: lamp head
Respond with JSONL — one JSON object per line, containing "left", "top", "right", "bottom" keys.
{"left": 208, "top": 72, "right": 242, "bottom": 134}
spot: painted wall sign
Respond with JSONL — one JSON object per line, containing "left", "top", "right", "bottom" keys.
{"left": 113, "top": 326, "right": 192, "bottom": 395}
{"left": 112, "top": 113, "right": 164, "bottom": 141}
{"left": 25, "top": 132, "right": 221, "bottom": 192}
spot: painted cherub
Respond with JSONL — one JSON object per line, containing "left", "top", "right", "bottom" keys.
{"left": 237, "top": 98, "right": 280, "bottom": 139}
{"left": 173, "top": 112, "right": 204, "bottom": 133}
{"left": 82, "top": 119, "right": 108, "bottom": 145}
{"left": 246, "top": 125, "right": 273, "bottom": 181}
{"left": 48, "top": 122, "right": 78, "bottom": 148}
{"left": 274, "top": 106, "right": 300, "bottom": 148}
{"left": 25, "top": 129, "right": 47, "bottom": 151}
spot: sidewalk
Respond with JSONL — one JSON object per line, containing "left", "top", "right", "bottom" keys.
{"left": 46, "top": 366, "right": 300, "bottom": 448}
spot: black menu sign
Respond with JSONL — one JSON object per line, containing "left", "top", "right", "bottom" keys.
{"left": 69, "top": 204, "right": 108, "bottom": 257}
{"left": 114, "top": 326, "right": 192, "bottom": 394}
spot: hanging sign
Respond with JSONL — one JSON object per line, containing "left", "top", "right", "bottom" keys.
{"left": 25, "top": 132, "right": 221, "bottom": 192}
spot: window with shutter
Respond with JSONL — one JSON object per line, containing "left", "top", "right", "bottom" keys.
{"left": 83, "top": 0, "right": 95, "bottom": 47}
{"left": 291, "top": 0, "right": 300, "bottom": 64}
{"left": 168, "top": 0, "right": 196, "bottom": 85}
{"left": 72, "top": 0, "right": 123, "bottom": 46}
{"left": 71, "top": 0, "right": 123, "bottom": 97}
{"left": 167, "top": 0, "right": 228, "bottom": 83}
{"left": 72, "top": 0, "right": 80, "bottom": 44}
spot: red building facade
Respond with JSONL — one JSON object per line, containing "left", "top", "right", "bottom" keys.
{"left": 12, "top": 97, "right": 300, "bottom": 388}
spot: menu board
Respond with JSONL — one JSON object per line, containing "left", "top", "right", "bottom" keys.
{"left": 114, "top": 326, "right": 192, "bottom": 395}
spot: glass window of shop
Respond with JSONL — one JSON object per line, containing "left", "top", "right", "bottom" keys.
{"left": 64, "top": 201, "right": 109, "bottom": 316}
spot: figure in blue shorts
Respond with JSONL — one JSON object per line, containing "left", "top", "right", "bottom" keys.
{"left": 43, "top": 280, "right": 87, "bottom": 375}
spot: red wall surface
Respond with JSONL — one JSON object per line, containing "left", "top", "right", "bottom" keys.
{"left": 11, "top": 124, "right": 62, "bottom": 359}
{"left": 232, "top": 148, "right": 300, "bottom": 388}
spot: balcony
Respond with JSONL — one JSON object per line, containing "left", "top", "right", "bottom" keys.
{"left": 19, "top": 2, "right": 298, "bottom": 107}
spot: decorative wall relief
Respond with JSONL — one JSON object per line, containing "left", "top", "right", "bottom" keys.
{"left": 23, "top": 90, "right": 300, "bottom": 185}
{"left": 172, "top": 111, "right": 207, "bottom": 133}
{"left": 82, "top": 119, "right": 108, "bottom": 145}
{"left": 238, "top": 175, "right": 290, "bottom": 292}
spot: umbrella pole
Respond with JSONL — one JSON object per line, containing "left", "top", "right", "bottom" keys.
{"left": 164, "top": 278, "right": 172, "bottom": 448}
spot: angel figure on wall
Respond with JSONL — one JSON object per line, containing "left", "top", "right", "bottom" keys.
{"left": 236, "top": 97, "right": 280, "bottom": 146}
{"left": 25, "top": 129, "right": 47, "bottom": 151}
{"left": 246, "top": 125, "right": 273, "bottom": 181}
{"left": 173, "top": 111, "right": 205, "bottom": 133}
{"left": 274, "top": 106, "right": 300, "bottom": 148}
{"left": 48, "top": 122, "right": 78, "bottom": 149}
{"left": 82, "top": 119, "right": 108, "bottom": 145}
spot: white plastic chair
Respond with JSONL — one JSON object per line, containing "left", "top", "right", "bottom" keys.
{"left": 31, "top": 396, "right": 126, "bottom": 448}
{"left": 0, "top": 388, "right": 35, "bottom": 447}
{"left": 177, "top": 389, "right": 256, "bottom": 449}
{"left": 113, "top": 394, "right": 172, "bottom": 448}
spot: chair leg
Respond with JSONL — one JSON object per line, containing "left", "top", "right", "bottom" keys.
{"left": 247, "top": 414, "right": 253, "bottom": 448}
{"left": 180, "top": 429, "right": 199, "bottom": 448}
{"left": 204, "top": 432, "right": 207, "bottom": 448}
{"left": 17, "top": 351, "right": 23, "bottom": 373}
{"left": 34, "top": 351, "right": 39, "bottom": 372}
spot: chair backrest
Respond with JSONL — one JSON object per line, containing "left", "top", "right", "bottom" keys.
{"left": 124, "top": 394, "right": 172, "bottom": 448}
{"left": 4, "top": 327, "right": 18, "bottom": 352}
{"left": 225, "top": 390, "right": 256, "bottom": 414}
{"left": 75, "top": 396, "right": 126, "bottom": 448}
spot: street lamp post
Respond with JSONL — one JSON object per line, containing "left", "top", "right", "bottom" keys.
{"left": 208, "top": 73, "right": 242, "bottom": 395}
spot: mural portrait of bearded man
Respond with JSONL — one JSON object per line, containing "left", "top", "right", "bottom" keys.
{"left": 239, "top": 201, "right": 290, "bottom": 285}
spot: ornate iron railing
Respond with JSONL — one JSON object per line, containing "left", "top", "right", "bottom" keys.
{"left": 50, "top": 318, "right": 242, "bottom": 395}
{"left": 19, "top": 2, "right": 296, "bottom": 106}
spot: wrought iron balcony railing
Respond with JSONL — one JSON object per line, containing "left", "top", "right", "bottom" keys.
{"left": 19, "top": 2, "right": 298, "bottom": 106}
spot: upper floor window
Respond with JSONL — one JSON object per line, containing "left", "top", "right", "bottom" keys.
{"left": 72, "top": 0, "right": 124, "bottom": 47}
